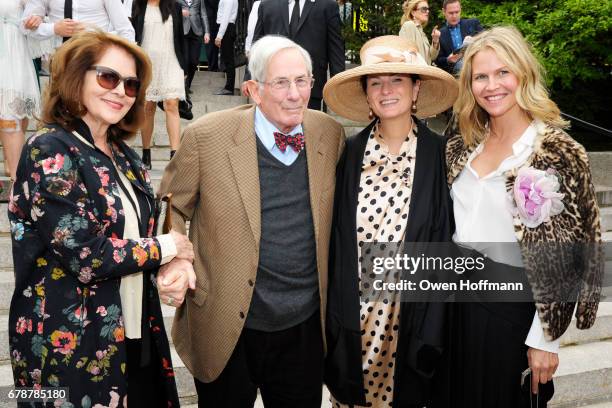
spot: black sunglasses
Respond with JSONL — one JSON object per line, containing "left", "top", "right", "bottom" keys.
{"left": 88, "top": 66, "right": 141, "bottom": 97}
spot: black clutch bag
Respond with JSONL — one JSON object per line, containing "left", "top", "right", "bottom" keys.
{"left": 520, "top": 367, "right": 555, "bottom": 407}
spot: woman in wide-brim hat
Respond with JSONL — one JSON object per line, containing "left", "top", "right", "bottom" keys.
{"left": 323, "top": 35, "right": 458, "bottom": 408}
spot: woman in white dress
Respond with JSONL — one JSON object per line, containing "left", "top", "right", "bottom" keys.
{"left": 0, "top": 0, "right": 43, "bottom": 179}
{"left": 132, "top": 0, "right": 186, "bottom": 167}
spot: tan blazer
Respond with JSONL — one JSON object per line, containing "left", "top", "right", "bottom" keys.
{"left": 159, "top": 104, "right": 345, "bottom": 382}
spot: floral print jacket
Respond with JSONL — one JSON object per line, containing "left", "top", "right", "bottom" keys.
{"left": 8, "top": 122, "right": 179, "bottom": 407}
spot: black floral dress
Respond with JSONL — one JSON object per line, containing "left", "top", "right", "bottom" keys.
{"left": 8, "top": 122, "right": 179, "bottom": 407}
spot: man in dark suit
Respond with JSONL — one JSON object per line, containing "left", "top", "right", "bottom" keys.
{"left": 435, "top": 0, "right": 482, "bottom": 74}
{"left": 203, "top": 0, "right": 220, "bottom": 71}
{"left": 253, "top": 0, "right": 345, "bottom": 110}
{"left": 178, "top": 0, "right": 211, "bottom": 94}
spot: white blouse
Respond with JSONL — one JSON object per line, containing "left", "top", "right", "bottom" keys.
{"left": 451, "top": 121, "right": 560, "bottom": 353}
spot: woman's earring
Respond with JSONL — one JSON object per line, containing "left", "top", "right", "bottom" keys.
{"left": 368, "top": 108, "right": 374, "bottom": 120}
{"left": 411, "top": 100, "right": 417, "bottom": 114}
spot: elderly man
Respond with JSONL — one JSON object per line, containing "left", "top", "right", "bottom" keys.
{"left": 23, "top": 0, "right": 135, "bottom": 44}
{"left": 157, "top": 35, "right": 345, "bottom": 407}
{"left": 253, "top": 0, "right": 345, "bottom": 110}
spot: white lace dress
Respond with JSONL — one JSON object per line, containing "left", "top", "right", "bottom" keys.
{"left": 141, "top": 5, "right": 185, "bottom": 102}
{"left": 0, "top": 0, "right": 42, "bottom": 126}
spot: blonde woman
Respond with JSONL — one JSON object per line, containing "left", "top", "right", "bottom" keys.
{"left": 446, "top": 26, "right": 602, "bottom": 407}
{"left": 399, "top": 0, "right": 440, "bottom": 65}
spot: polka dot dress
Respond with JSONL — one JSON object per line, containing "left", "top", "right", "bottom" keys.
{"left": 332, "top": 124, "right": 417, "bottom": 408}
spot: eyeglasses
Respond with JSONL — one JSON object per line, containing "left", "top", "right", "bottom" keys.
{"left": 88, "top": 66, "right": 141, "bottom": 97}
{"left": 417, "top": 6, "right": 430, "bottom": 13}
{"left": 259, "top": 76, "right": 315, "bottom": 92}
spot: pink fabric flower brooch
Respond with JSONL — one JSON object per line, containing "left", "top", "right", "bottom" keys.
{"left": 509, "top": 167, "right": 565, "bottom": 228}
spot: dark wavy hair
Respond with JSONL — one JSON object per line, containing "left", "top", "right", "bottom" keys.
{"left": 133, "top": 0, "right": 175, "bottom": 22}
{"left": 41, "top": 30, "right": 152, "bottom": 141}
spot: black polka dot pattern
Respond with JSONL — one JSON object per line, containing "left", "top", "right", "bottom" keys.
{"left": 333, "top": 125, "right": 416, "bottom": 408}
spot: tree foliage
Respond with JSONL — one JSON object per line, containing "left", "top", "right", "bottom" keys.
{"left": 344, "top": 0, "right": 611, "bottom": 128}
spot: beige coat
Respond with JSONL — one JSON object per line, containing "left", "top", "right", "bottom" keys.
{"left": 159, "top": 104, "right": 345, "bottom": 382}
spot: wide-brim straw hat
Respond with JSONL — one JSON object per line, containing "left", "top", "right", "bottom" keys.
{"left": 323, "top": 35, "right": 458, "bottom": 122}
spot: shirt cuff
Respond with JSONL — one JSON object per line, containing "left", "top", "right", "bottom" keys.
{"left": 39, "top": 22, "right": 55, "bottom": 38}
{"left": 525, "top": 311, "right": 560, "bottom": 353}
{"left": 158, "top": 233, "right": 177, "bottom": 265}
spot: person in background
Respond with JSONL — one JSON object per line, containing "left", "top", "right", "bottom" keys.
{"left": 178, "top": 0, "right": 210, "bottom": 96}
{"left": 253, "top": 0, "right": 345, "bottom": 111}
{"left": 8, "top": 30, "right": 194, "bottom": 407}
{"left": 338, "top": 0, "right": 352, "bottom": 25}
{"left": 0, "top": 0, "right": 43, "bottom": 180}
{"left": 23, "top": 0, "right": 135, "bottom": 46}
{"left": 203, "top": 0, "right": 219, "bottom": 71}
{"left": 213, "top": 0, "right": 237, "bottom": 95}
{"left": 323, "top": 35, "right": 458, "bottom": 408}
{"left": 132, "top": 0, "right": 186, "bottom": 167}
{"left": 244, "top": 0, "right": 260, "bottom": 58}
{"left": 158, "top": 35, "right": 345, "bottom": 407}
{"left": 446, "top": 26, "right": 602, "bottom": 407}
{"left": 435, "top": 0, "right": 482, "bottom": 74}
{"left": 399, "top": 0, "right": 440, "bottom": 65}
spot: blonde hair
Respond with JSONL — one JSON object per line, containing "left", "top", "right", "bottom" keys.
{"left": 401, "top": 0, "right": 424, "bottom": 26}
{"left": 454, "top": 26, "right": 569, "bottom": 147}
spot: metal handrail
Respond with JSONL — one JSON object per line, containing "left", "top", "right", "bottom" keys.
{"left": 562, "top": 112, "right": 612, "bottom": 140}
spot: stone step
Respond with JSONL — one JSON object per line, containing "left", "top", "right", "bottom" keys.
{"left": 602, "top": 207, "right": 612, "bottom": 232}
{"left": 560, "top": 302, "right": 612, "bottom": 346}
{"left": 549, "top": 340, "right": 612, "bottom": 407}
{"left": 597, "top": 186, "right": 612, "bottom": 208}
{"left": 0, "top": 269, "right": 13, "bottom": 311}
{"left": 588, "top": 152, "right": 612, "bottom": 188}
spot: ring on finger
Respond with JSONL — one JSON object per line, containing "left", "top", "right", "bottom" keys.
{"left": 167, "top": 296, "right": 174, "bottom": 306}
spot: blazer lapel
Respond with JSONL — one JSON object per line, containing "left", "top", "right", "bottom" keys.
{"left": 296, "top": 0, "right": 314, "bottom": 35}
{"left": 460, "top": 20, "right": 469, "bottom": 40}
{"left": 228, "top": 107, "right": 262, "bottom": 246}
{"left": 302, "top": 110, "right": 326, "bottom": 241}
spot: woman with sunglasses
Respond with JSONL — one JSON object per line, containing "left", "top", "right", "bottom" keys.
{"left": 8, "top": 30, "right": 195, "bottom": 407}
{"left": 399, "top": 0, "right": 440, "bottom": 65}
{"left": 132, "top": 0, "right": 186, "bottom": 168}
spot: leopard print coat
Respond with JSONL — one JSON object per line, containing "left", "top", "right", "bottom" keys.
{"left": 446, "top": 121, "right": 603, "bottom": 341}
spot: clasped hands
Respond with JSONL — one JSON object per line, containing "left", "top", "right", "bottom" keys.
{"left": 158, "top": 230, "right": 196, "bottom": 308}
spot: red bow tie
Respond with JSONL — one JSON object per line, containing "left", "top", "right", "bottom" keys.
{"left": 273, "top": 131, "right": 305, "bottom": 153}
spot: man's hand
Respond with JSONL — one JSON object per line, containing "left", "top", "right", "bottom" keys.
{"left": 204, "top": 33, "right": 210, "bottom": 44}
{"left": 182, "top": 8, "right": 190, "bottom": 17}
{"left": 447, "top": 53, "right": 461, "bottom": 64}
{"left": 169, "top": 229, "right": 194, "bottom": 263}
{"left": 527, "top": 348, "right": 559, "bottom": 394}
{"left": 214, "top": 37, "right": 222, "bottom": 47}
{"left": 54, "top": 19, "right": 83, "bottom": 37}
{"left": 24, "top": 15, "right": 43, "bottom": 30}
{"left": 157, "top": 258, "right": 197, "bottom": 307}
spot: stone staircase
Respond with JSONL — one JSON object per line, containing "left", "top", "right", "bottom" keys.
{"left": 0, "top": 70, "right": 610, "bottom": 407}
